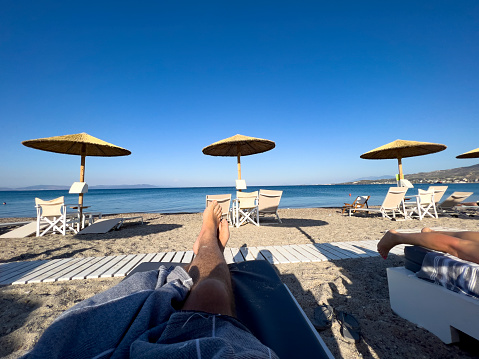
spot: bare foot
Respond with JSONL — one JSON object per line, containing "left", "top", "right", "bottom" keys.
{"left": 218, "top": 218, "right": 230, "bottom": 252}
{"left": 193, "top": 201, "right": 223, "bottom": 255}
{"left": 421, "top": 227, "right": 434, "bottom": 233}
{"left": 377, "top": 230, "right": 399, "bottom": 259}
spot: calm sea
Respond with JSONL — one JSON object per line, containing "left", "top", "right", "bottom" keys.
{"left": 1, "top": 184, "right": 479, "bottom": 219}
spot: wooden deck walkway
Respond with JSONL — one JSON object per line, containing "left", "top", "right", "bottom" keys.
{"left": 0, "top": 240, "right": 408, "bottom": 286}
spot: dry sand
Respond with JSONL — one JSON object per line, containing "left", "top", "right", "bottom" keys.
{"left": 1, "top": 208, "right": 478, "bottom": 358}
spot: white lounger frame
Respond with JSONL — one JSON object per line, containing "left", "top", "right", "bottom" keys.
{"left": 387, "top": 266, "right": 479, "bottom": 344}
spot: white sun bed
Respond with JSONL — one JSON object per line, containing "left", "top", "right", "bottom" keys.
{"left": 77, "top": 216, "right": 143, "bottom": 234}
{"left": 388, "top": 266, "right": 479, "bottom": 344}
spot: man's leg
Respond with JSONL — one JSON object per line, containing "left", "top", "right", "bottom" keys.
{"left": 182, "top": 201, "right": 234, "bottom": 316}
{"left": 378, "top": 229, "right": 479, "bottom": 264}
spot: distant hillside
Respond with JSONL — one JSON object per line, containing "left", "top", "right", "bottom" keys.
{"left": 341, "top": 164, "right": 479, "bottom": 185}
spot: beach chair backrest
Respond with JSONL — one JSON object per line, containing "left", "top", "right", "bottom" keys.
{"left": 398, "top": 179, "right": 414, "bottom": 188}
{"left": 418, "top": 189, "right": 434, "bottom": 206}
{"left": 236, "top": 191, "right": 258, "bottom": 209}
{"left": 35, "top": 196, "right": 65, "bottom": 217}
{"left": 427, "top": 186, "right": 448, "bottom": 204}
{"left": 350, "top": 196, "right": 361, "bottom": 206}
{"left": 206, "top": 194, "right": 232, "bottom": 217}
{"left": 439, "top": 192, "right": 473, "bottom": 209}
{"left": 381, "top": 187, "right": 408, "bottom": 210}
{"left": 356, "top": 196, "right": 369, "bottom": 205}
{"left": 258, "top": 189, "right": 283, "bottom": 213}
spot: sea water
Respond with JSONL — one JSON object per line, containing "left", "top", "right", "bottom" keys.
{"left": 1, "top": 183, "right": 479, "bottom": 219}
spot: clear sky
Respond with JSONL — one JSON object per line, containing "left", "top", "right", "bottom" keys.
{"left": 1, "top": 1, "right": 478, "bottom": 188}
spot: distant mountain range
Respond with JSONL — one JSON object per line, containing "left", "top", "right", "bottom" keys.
{"left": 0, "top": 184, "right": 160, "bottom": 191}
{"left": 341, "top": 164, "right": 479, "bottom": 185}
{"left": 2, "top": 164, "right": 479, "bottom": 190}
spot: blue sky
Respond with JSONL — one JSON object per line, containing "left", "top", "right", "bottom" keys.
{"left": 1, "top": 1, "right": 478, "bottom": 188}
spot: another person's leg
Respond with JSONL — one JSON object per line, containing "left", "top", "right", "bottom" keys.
{"left": 421, "top": 227, "right": 479, "bottom": 242}
{"left": 378, "top": 229, "right": 479, "bottom": 264}
{"left": 182, "top": 200, "right": 234, "bottom": 316}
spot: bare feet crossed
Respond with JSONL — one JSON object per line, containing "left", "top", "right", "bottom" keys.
{"left": 193, "top": 201, "right": 230, "bottom": 255}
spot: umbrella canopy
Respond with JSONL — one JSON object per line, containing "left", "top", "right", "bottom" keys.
{"left": 360, "top": 139, "right": 447, "bottom": 179}
{"left": 22, "top": 132, "right": 131, "bottom": 157}
{"left": 22, "top": 133, "right": 131, "bottom": 220}
{"left": 456, "top": 148, "right": 479, "bottom": 159}
{"left": 202, "top": 134, "right": 275, "bottom": 180}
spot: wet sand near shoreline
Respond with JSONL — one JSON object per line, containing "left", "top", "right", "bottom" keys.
{"left": 1, "top": 208, "right": 478, "bottom": 358}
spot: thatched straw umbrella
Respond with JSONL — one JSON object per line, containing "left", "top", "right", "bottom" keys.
{"left": 360, "top": 139, "right": 447, "bottom": 179}
{"left": 202, "top": 134, "right": 275, "bottom": 182}
{"left": 22, "top": 132, "right": 131, "bottom": 222}
{"left": 456, "top": 148, "right": 479, "bottom": 159}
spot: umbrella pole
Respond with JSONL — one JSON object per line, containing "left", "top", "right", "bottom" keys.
{"left": 237, "top": 146, "right": 242, "bottom": 191}
{"left": 397, "top": 157, "right": 403, "bottom": 180}
{"left": 78, "top": 147, "right": 86, "bottom": 230}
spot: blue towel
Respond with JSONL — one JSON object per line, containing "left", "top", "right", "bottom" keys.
{"left": 22, "top": 265, "right": 277, "bottom": 359}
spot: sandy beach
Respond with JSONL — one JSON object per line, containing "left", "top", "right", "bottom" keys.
{"left": 1, "top": 207, "right": 478, "bottom": 358}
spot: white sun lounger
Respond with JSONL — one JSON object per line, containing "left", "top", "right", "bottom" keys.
{"left": 0, "top": 222, "right": 48, "bottom": 239}
{"left": 77, "top": 216, "right": 143, "bottom": 235}
{"left": 388, "top": 266, "right": 479, "bottom": 344}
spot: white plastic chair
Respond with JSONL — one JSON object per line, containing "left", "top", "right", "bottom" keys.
{"left": 35, "top": 196, "right": 78, "bottom": 236}
{"left": 233, "top": 191, "right": 259, "bottom": 227}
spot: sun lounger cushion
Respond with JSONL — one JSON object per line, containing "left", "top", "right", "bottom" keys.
{"left": 404, "top": 245, "right": 433, "bottom": 273}
{"left": 405, "top": 245, "right": 479, "bottom": 299}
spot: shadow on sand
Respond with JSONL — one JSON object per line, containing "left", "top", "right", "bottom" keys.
{"left": 239, "top": 244, "right": 479, "bottom": 358}
{"left": 0, "top": 290, "right": 42, "bottom": 357}
{"left": 74, "top": 222, "right": 182, "bottom": 240}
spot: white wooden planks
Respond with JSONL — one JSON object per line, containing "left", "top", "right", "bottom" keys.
{"left": 12, "top": 258, "right": 72, "bottom": 284}
{"left": 243, "top": 247, "right": 266, "bottom": 261}
{"left": 239, "top": 247, "right": 256, "bottom": 261}
{"left": 182, "top": 251, "right": 194, "bottom": 263}
{"left": 223, "top": 248, "right": 235, "bottom": 264}
{"left": 273, "top": 246, "right": 301, "bottom": 263}
{"left": 1, "top": 239, "right": 411, "bottom": 286}
{"left": 88, "top": 256, "right": 126, "bottom": 278}
{"left": 286, "top": 245, "right": 319, "bottom": 262}
{"left": 1, "top": 260, "right": 49, "bottom": 285}
{"left": 70, "top": 257, "right": 106, "bottom": 280}
{"left": 230, "top": 248, "right": 245, "bottom": 263}
{"left": 172, "top": 251, "right": 185, "bottom": 263}
{"left": 113, "top": 254, "right": 148, "bottom": 277}
{"left": 161, "top": 252, "right": 176, "bottom": 263}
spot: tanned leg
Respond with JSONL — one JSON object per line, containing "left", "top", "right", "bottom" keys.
{"left": 421, "top": 227, "right": 479, "bottom": 242}
{"left": 378, "top": 229, "right": 479, "bottom": 264}
{"left": 182, "top": 201, "right": 234, "bottom": 316}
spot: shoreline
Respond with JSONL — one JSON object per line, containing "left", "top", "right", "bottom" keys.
{"left": 2, "top": 183, "right": 479, "bottom": 220}
{"left": 0, "top": 206, "right": 345, "bottom": 221}
{"left": 1, "top": 207, "right": 478, "bottom": 358}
